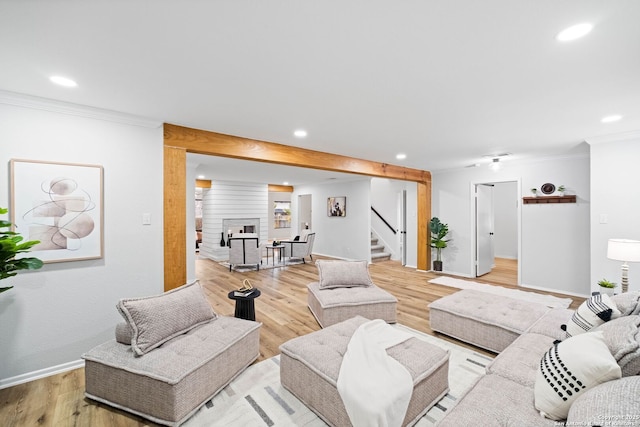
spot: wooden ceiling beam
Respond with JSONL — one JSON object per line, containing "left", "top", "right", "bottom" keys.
{"left": 164, "top": 123, "right": 431, "bottom": 184}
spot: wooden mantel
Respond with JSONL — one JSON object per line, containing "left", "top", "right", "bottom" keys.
{"left": 163, "top": 124, "right": 432, "bottom": 291}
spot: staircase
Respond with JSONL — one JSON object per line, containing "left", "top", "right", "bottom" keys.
{"left": 370, "top": 233, "right": 391, "bottom": 262}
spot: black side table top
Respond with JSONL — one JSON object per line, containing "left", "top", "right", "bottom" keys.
{"left": 227, "top": 288, "right": 261, "bottom": 301}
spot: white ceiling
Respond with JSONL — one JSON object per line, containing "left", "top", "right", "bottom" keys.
{"left": 2, "top": 1, "right": 639, "bottom": 180}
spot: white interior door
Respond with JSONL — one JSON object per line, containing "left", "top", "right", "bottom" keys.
{"left": 476, "top": 184, "right": 494, "bottom": 276}
{"left": 397, "top": 190, "right": 407, "bottom": 265}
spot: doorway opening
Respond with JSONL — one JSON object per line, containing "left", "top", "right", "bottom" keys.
{"left": 473, "top": 180, "right": 519, "bottom": 286}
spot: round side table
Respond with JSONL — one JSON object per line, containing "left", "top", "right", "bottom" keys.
{"left": 227, "top": 289, "right": 261, "bottom": 321}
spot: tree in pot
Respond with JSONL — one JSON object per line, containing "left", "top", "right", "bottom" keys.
{"left": 429, "top": 217, "right": 450, "bottom": 271}
{"left": 1, "top": 207, "right": 43, "bottom": 294}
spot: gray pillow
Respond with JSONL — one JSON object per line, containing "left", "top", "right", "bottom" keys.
{"left": 317, "top": 260, "right": 374, "bottom": 289}
{"left": 567, "top": 376, "right": 640, "bottom": 425}
{"left": 117, "top": 280, "right": 216, "bottom": 356}
{"left": 611, "top": 291, "right": 640, "bottom": 316}
{"left": 593, "top": 315, "right": 640, "bottom": 376}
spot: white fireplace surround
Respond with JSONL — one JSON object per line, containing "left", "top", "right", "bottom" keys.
{"left": 223, "top": 218, "right": 260, "bottom": 239}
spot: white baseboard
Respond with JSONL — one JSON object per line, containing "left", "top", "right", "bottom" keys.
{"left": 519, "top": 283, "right": 590, "bottom": 299}
{"left": 0, "top": 359, "right": 85, "bottom": 390}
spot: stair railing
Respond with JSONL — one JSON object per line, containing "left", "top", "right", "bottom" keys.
{"left": 371, "top": 207, "right": 396, "bottom": 234}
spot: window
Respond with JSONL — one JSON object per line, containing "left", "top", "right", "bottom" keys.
{"left": 273, "top": 201, "right": 291, "bottom": 229}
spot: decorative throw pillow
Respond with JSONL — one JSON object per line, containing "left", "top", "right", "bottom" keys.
{"left": 117, "top": 280, "right": 217, "bottom": 356}
{"left": 611, "top": 291, "right": 640, "bottom": 316}
{"left": 534, "top": 331, "right": 622, "bottom": 420}
{"left": 592, "top": 315, "right": 640, "bottom": 377}
{"left": 115, "top": 322, "right": 132, "bottom": 345}
{"left": 317, "top": 260, "right": 374, "bottom": 289}
{"left": 561, "top": 292, "right": 621, "bottom": 339}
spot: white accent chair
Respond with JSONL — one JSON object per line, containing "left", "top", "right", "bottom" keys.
{"left": 228, "top": 233, "right": 261, "bottom": 271}
{"left": 283, "top": 232, "right": 315, "bottom": 264}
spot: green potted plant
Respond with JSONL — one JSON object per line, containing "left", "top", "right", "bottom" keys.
{"left": 1, "top": 207, "right": 43, "bottom": 294}
{"left": 429, "top": 217, "right": 450, "bottom": 272}
{"left": 597, "top": 278, "right": 617, "bottom": 296}
{"left": 557, "top": 185, "right": 566, "bottom": 196}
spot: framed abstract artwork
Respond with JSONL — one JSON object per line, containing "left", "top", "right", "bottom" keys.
{"left": 327, "top": 196, "right": 346, "bottom": 217}
{"left": 10, "top": 159, "right": 104, "bottom": 263}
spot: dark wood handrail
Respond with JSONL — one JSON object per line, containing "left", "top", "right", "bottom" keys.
{"left": 371, "top": 207, "right": 396, "bottom": 234}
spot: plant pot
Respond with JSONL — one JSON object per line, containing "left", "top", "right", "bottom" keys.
{"left": 598, "top": 286, "right": 615, "bottom": 296}
{"left": 433, "top": 260, "right": 443, "bottom": 271}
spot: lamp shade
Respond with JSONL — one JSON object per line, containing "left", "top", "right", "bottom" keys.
{"left": 607, "top": 239, "right": 640, "bottom": 262}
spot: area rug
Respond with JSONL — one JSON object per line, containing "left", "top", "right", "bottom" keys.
{"left": 184, "top": 324, "right": 493, "bottom": 427}
{"left": 218, "top": 258, "right": 307, "bottom": 272}
{"left": 428, "top": 276, "right": 572, "bottom": 308}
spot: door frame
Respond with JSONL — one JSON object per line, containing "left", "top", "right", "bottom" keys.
{"left": 469, "top": 178, "right": 522, "bottom": 285}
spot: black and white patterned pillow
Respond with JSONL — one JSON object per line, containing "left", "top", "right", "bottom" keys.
{"left": 534, "top": 331, "right": 622, "bottom": 420}
{"left": 561, "top": 292, "right": 620, "bottom": 339}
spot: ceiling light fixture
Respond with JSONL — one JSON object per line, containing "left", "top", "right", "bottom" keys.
{"left": 283, "top": 181, "right": 289, "bottom": 185}
{"left": 396, "top": 153, "right": 407, "bottom": 160}
{"left": 293, "top": 129, "right": 307, "bottom": 138}
{"left": 556, "top": 23, "right": 593, "bottom": 42}
{"left": 49, "top": 75, "right": 78, "bottom": 87}
{"left": 601, "top": 114, "right": 622, "bottom": 123}
{"left": 489, "top": 158, "right": 501, "bottom": 171}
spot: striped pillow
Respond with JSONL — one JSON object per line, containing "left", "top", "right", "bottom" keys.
{"left": 562, "top": 292, "right": 620, "bottom": 339}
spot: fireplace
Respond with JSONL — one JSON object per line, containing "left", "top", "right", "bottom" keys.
{"left": 222, "top": 218, "right": 260, "bottom": 239}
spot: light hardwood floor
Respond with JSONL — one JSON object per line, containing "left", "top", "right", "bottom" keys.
{"left": 0, "top": 256, "right": 582, "bottom": 427}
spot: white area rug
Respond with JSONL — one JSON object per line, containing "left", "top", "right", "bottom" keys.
{"left": 218, "top": 258, "right": 307, "bottom": 272}
{"left": 185, "top": 324, "right": 492, "bottom": 427}
{"left": 428, "top": 276, "right": 572, "bottom": 308}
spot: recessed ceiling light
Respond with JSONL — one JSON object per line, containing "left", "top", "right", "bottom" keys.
{"left": 293, "top": 129, "right": 307, "bottom": 138}
{"left": 197, "top": 175, "right": 205, "bottom": 179}
{"left": 283, "top": 181, "right": 289, "bottom": 185}
{"left": 601, "top": 114, "right": 622, "bottom": 123}
{"left": 556, "top": 23, "right": 593, "bottom": 42}
{"left": 50, "top": 75, "right": 78, "bottom": 87}
{"left": 396, "top": 153, "right": 407, "bottom": 160}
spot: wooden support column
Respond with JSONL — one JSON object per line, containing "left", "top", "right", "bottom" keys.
{"left": 417, "top": 180, "right": 431, "bottom": 271}
{"left": 164, "top": 145, "right": 187, "bottom": 291}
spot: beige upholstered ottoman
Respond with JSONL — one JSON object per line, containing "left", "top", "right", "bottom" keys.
{"left": 308, "top": 281, "right": 397, "bottom": 328}
{"left": 280, "top": 316, "right": 449, "bottom": 426}
{"left": 428, "top": 289, "right": 550, "bottom": 353}
{"left": 84, "top": 316, "right": 261, "bottom": 426}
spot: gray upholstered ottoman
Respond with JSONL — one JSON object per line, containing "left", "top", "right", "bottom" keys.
{"left": 307, "top": 281, "right": 397, "bottom": 328}
{"left": 279, "top": 316, "right": 449, "bottom": 426}
{"left": 428, "top": 289, "right": 550, "bottom": 353}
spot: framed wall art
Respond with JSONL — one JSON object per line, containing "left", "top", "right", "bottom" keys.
{"left": 327, "top": 196, "right": 346, "bottom": 217}
{"left": 10, "top": 159, "right": 104, "bottom": 263}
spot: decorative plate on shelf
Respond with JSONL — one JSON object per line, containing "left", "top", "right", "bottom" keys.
{"left": 540, "top": 183, "right": 556, "bottom": 195}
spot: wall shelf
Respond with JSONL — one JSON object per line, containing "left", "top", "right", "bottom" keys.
{"left": 523, "top": 195, "right": 576, "bottom": 204}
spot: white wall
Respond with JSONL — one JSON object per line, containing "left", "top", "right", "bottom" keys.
{"left": 0, "top": 93, "right": 164, "bottom": 386}
{"left": 197, "top": 181, "right": 268, "bottom": 261}
{"left": 432, "top": 153, "right": 590, "bottom": 296}
{"left": 293, "top": 179, "right": 372, "bottom": 261}
{"left": 588, "top": 131, "right": 640, "bottom": 293}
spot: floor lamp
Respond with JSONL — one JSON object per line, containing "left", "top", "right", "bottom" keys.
{"left": 607, "top": 239, "right": 640, "bottom": 293}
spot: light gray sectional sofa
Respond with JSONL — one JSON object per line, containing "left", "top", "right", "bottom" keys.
{"left": 429, "top": 289, "right": 640, "bottom": 426}
{"left": 83, "top": 281, "right": 261, "bottom": 426}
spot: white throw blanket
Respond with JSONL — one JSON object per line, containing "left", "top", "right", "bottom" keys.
{"left": 337, "top": 320, "right": 414, "bottom": 427}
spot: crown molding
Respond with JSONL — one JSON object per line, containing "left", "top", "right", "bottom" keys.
{"left": 585, "top": 130, "right": 640, "bottom": 145}
{"left": 0, "top": 90, "right": 161, "bottom": 129}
